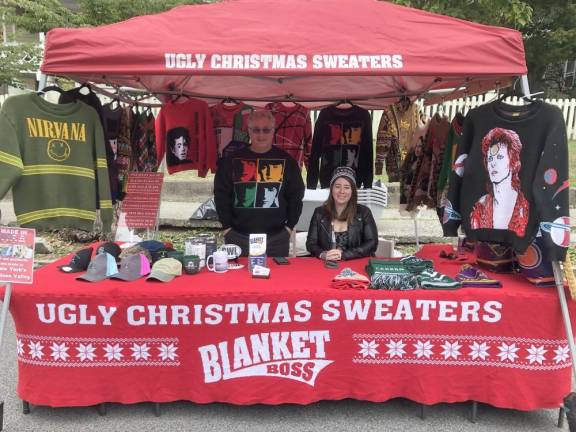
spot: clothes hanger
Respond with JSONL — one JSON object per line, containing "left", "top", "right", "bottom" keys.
{"left": 497, "top": 77, "right": 543, "bottom": 104}
{"left": 222, "top": 96, "right": 240, "bottom": 105}
{"left": 36, "top": 85, "right": 65, "bottom": 96}
{"left": 334, "top": 98, "right": 354, "bottom": 108}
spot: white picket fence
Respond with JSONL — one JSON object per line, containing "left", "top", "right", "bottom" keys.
{"left": 2, "top": 91, "right": 576, "bottom": 140}
{"left": 418, "top": 92, "right": 576, "bottom": 140}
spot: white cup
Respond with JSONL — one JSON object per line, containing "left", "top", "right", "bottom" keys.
{"left": 206, "top": 250, "right": 228, "bottom": 273}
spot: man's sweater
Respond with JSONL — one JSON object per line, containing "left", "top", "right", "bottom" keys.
{"left": 214, "top": 146, "right": 305, "bottom": 235}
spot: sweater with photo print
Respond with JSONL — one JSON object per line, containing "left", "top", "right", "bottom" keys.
{"left": 214, "top": 146, "right": 305, "bottom": 235}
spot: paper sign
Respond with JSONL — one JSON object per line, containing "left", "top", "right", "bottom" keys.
{"left": 0, "top": 226, "right": 35, "bottom": 284}
{"left": 121, "top": 173, "right": 164, "bottom": 229}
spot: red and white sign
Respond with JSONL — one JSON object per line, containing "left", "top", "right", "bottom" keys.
{"left": 0, "top": 226, "right": 35, "bottom": 284}
{"left": 121, "top": 173, "right": 164, "bottom": 229}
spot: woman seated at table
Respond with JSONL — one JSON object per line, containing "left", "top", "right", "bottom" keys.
{"left": 306, "top": 166, "right": 378, "bottom": 261}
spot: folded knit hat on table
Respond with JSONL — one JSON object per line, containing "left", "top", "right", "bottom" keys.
{"left": 455, "top": 264, "right": 502, "bottom": 288}
{"left": 331, "top": 267, "right": 370, "bottom": 290}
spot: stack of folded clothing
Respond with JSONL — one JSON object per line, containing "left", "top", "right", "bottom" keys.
{"left": 418, "top": 269, "right": 461, "bottom": 290}
{"left": 455, "top": 264, "right": 502, "bottom": 288}
{"left": 366, "top": 259, "right": 419, "bottom": 290}
{"left": 400, "top": 255, "right": 434, "bottom": 273}
{"left": 367, "top": 256, "right": 461, "bottom": 290}
{"left": 331, "top": 267, "right": 370, "bottom": 290}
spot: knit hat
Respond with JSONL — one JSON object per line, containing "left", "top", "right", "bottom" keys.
{"left": 330, "top": 166, "right": 356, "bottom": 187}
{"left": 455, "top": 264, "right": 502, "bottom": 288}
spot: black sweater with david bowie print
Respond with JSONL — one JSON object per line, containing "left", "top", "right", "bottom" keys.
{"left": 214, "top": 146, "right": 305, "bottom": 235}
{"left": 442, "top": 100, "right": 569, "bottom": 261}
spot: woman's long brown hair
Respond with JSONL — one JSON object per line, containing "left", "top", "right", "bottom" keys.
{"left": 323, "top": 177, "right": 358, "bottom": 225}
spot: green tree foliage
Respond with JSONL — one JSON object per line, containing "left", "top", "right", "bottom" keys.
{"left": 393, "top": 0, "right": 576, "bottom": 96}
{"left": 1, "top": 0, "right": 575, "bottom": 96}
{"left": 0, "top": 42, "right": 41, "bottom": 88}
{"left": 0, "top": 0, "right": 202, "bottom": 87}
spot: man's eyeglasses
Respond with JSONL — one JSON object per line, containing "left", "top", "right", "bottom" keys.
{"left": 249, "top": 127, "right": 274, "bottom": 134}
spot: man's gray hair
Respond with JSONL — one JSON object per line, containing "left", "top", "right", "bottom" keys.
{"left": 248, "top": 109, "right": 275, "bottom": 127}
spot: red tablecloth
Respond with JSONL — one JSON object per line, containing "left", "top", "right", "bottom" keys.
{"left": 1, "top": 247, "right": 574, "bottom": 410}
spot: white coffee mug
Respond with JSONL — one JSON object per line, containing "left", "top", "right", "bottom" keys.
{"left": 206, "top": 250, "right": 228, "bottom": 273}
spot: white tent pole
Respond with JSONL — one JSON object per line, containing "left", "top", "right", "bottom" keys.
{"left": 553, "top": 263, "right": 576, "bottom": 381}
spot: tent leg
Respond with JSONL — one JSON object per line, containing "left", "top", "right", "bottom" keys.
{"left": 418, "top": 403, "right": 426, "bottom": 420}
{"left": 552, "top": 261, "right": 576, "bottom": 432}
{"left": 470, "top": 401, "right": 478, "bottom": 423}
{"left": 0, "top": 282, "right": 12, "bottom": 431}
{"left": 37, "top": 73, "right": 47, "bottom": 92}
{"left": 413, "top": 218, "right": 419, "bottom": 249}
{"left": 97, "top": 403, "right": 107, "bottom": 416}
{"left": 559, "top": 406, "right": 566, "bottom": 428}
{"left": 22, "top": 401, "right": 30, "bottom": 414}
{"left": 153, "top": 403, "right": 161, "bottom": 417}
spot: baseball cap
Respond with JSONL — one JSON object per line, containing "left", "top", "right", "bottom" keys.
{"left": 138, "top": 240, "right": 169, "bottom": 253}
{"left": 95, "top": 242, "right": 122, "bottom": 260}
{"left": 76, "top": 252, "right": 119, "bottom": 282}
{"left": 330, "top": 166, "right": 356, "bottom": 187}
{"left": 119, "top": 244, "right": 153, "bottom": 264}
{"left": 151, "top": 247, "right": 175, "bottom": 263}
{"left": 146, "top": 258, "right": 182, "bottom": 283}
{"left": 111, "top": 253, "right": 151, "bottom": 281}
{"left": 58, "top": 247, "right": 93, "bottom": 273}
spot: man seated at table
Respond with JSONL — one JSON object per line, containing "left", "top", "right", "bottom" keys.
{"left": 214, "top": 109, "right": 305, "bottom": 257}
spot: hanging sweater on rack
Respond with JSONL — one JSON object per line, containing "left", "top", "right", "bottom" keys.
{"left": 442, "top": 100, "right": 569, "bottom": 261}
{"left": 101, "top": 103, "right": 123, "bottom": 200}
{"left": 436, "top": 113, "right": 465, "bottom": 200}
{"left": 375, "top": 102, "right": 419, "bottom": 180}
{"left": 116, "top": 107, "right": 133, "bottom": 196}
{"left": 210, "top": 101, "right": 252, "bottom": 159}
{"left": 61, "top": 88, "right": 118, "bottom": 204}
{"left": 131, "top": 109, "right": 157, "bottom": 172}
{"left": 155, "top": 98, "right": 217, "bottom": 176}
{"left": 0, "top": 93, "right": 113, "bottom": 231}
{"left": 307, "top": 105, "right": 373, "bottom": 189}
{"left": 406, "top": 114, "right": 450, "bottom": 210}
{"left": 427, "top": 114, "right": 452, "bottom": 206}
{"left": 399, "top": 117, "right": 429, "bottom": 208}
{"left": 265, "top": 102, "right": 312, "bottom": 169}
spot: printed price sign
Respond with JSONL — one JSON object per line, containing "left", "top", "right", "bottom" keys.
{"left": 0, "top": 226, "right": 35, "bottom": 284}
{"left": 122, "top": 173, "right": 164, "bottom": 229}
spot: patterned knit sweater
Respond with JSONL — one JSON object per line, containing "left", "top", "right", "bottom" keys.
{"left": 0, "top": 93, "right": 112, "bottom": 231}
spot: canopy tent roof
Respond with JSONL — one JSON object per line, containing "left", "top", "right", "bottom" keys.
{"left": 41, "top": 0, "right": 527, "bottom": 108}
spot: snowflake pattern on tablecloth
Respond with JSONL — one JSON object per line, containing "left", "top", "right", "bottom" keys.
{"left": 16, "top": 334, "right": 180, "bottom": 368}
{"left": 352, "top": 333, "right": 571, "bottom": 371}
{"left": 358, "top": 339, "right": 379, "bottom": 358}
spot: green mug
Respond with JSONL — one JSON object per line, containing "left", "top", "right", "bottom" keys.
{"left": 183, "top": 255, "right": 201, "bottom": 275}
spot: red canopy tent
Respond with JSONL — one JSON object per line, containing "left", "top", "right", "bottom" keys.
{"left": 40, "top": 0, "right": 527, "bottom": 108}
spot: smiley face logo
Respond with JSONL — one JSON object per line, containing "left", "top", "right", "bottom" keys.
{"left": 47, "top": 139, "right": 71, "bottom": 162}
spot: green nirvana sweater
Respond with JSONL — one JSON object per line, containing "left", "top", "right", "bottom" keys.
{"left": 0, "top": 93, "right": 112, "bottom": 231}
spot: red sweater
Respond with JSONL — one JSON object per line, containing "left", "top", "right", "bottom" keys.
{"left": 155, "top": 98, "right": 216, "bottom": 176}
